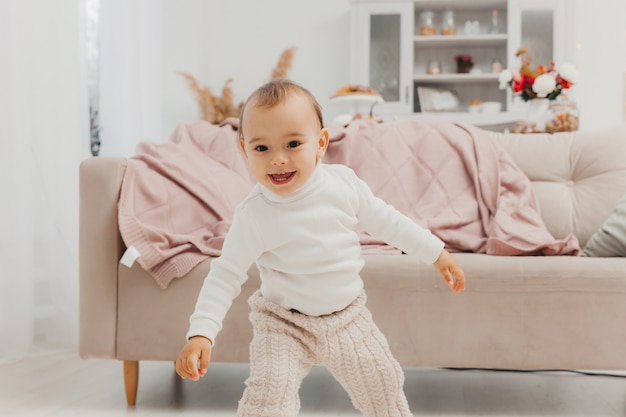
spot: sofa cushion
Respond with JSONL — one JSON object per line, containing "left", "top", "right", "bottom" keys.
{"left": 492, "top": 125, "right": 626, "bottom": 247}
{"left": 583, "top": 194, "right": 626, "bottom": 257}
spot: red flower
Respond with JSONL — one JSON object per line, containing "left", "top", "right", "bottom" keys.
{"left": 454, "top": 54, "right": 473, "bottom": 63}
{"left": 556, "top": 74, "right": 571, "bottom": 89}
{"left": 516, "top": 74, "right": 534, "bottom": 92}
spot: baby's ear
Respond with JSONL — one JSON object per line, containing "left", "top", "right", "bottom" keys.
{"left": 317, "top": 129, "right": 329, "bottom": 158}
{"left": 239, "top": 137, "right": 249, "bottom": 158}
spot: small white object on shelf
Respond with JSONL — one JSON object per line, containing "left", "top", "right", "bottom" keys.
{"left": 464, "top": 20, "right": 480, "bottom": 35}
{"left": 482, "top": 101, "right": 502, "bottom": 113}
{"left": 468, "top": 104, "right": 482, "bottom": 113}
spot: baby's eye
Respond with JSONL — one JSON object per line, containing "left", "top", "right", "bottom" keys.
{"left": 287, "top": 141, "right": 301, "bottom": 148}
{"left": 254, "top": 145, "right": 268, "bottom": 152}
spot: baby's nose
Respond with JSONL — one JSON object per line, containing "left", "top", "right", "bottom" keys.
{"left": 271, "top": 151, "right": 288, "bottom": 165}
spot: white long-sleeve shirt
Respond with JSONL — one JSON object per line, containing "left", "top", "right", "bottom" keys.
{"left": 187, "top": 163, "right": 444, "bottom": 343}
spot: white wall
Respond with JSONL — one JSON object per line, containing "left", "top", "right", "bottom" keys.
{"left": 570, "top": 0, "right": 626, "bottom": 131}
{"left": 163, "top": 0, "right": 352, "bottom": 138}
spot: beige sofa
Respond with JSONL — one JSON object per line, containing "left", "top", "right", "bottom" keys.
{"left": 79, "top": 125, "right": 626, "bottom": 406}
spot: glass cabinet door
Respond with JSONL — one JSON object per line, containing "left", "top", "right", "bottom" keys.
{"left": 520, "top": 8, "right": 554, "bottom": 67}
{"left": 351, "top": 2, "right": 413, "bottom": 115}
{"left": 369, "top": 14, "right": 402, "bottom": 103}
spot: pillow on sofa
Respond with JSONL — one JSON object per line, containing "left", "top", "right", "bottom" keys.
{"left": 582, "top": 194, "right": 626, "bottom": 257}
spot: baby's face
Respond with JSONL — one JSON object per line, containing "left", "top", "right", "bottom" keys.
{"left": 240, "top": 92, "right": 328, "bottom": 196}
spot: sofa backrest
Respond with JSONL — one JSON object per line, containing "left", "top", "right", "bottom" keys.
{"left": 492, "top": 125, "right": 626, "bottom": 248}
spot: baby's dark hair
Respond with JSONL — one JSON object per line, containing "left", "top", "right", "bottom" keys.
{"left": 239, "top": 79, "right": 324, "bottom": 138}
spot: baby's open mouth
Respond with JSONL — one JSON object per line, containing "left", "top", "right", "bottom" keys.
{"left": 269, "top": 172, "right": 295, "bottom": 184}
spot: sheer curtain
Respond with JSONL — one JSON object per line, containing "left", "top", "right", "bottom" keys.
{"left": 0, "top": 0, "right": 89, "bottom": 362}
{"left": 98, "top": 0, "right": 164, "bottom": 157}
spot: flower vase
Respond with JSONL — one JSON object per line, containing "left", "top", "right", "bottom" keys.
{"left": 526, "top": 98, "right": 550, "bottom": 132}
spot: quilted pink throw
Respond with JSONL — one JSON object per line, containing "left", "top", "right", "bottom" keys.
{"left": 119, "top": 118, "right": 580, "bottom": 289}
{"left": 324, "top": 119, "right": 580, "bottom": 256}
{"left": 118, "top": 119, "right": 254, "bottom": 289}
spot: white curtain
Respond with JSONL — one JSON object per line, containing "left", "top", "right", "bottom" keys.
{"left": 0, "top": 0, "right": 90, "bottom": 362}
{"left": 99, "top": 0, "right": 164, "bottom": 157}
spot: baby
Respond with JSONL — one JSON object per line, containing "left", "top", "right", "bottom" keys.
{"left": 176, "top": 79, "right": 466, "bottom": 417}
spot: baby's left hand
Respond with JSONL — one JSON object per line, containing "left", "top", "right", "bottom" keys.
{"left": 434, "top": 249, "right": 466, "bottom": 293}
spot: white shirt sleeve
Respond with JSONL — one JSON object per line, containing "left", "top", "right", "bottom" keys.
{"left": 186, "top": 205, "right": 264, "bottom": 343}
{"left": 350, "top": 169, "right": 444, "bottom": 264}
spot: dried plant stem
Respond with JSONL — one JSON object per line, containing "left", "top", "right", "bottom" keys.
{"left": 271, "top": 47, "right": 297, "bottom": 80}
{"left": 179, "top": 47, "right": 297, "bottom": 124}
{"left": 178, "top": 72, "right": 241, "bottom": 124}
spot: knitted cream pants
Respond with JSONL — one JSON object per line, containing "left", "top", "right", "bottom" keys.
{"left": 237, "top": 290, "right": 413, "bottom": 417}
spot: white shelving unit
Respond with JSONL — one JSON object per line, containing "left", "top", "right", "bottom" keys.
{"left": 349, "top": 0, "right": 571, "bottom": 129}
{"left": 411, "top": 0, "right": 508, "bottom": 117}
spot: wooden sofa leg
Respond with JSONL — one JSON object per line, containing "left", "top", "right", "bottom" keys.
{"left": 123, "top": 360, "right": 139, "bottom": 406}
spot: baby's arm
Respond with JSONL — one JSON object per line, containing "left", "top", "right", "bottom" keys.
{"left": 434, "top": 249, "right": 466, "bottom": 293}
{"left": 175, "top": 336, "right": 213, "bottom": 381}
{"left": 178, "top": 205, "right": 263, "bottom": 382}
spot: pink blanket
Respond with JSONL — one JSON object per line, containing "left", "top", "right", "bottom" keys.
{"left": 118, "top": 120, "right": 254, "bottom": 289}
{"left": 324, "top": 119, "right": 580, "bottom": 256}
{"left": 119, "top": 118, "right": 580, "bottom": 288}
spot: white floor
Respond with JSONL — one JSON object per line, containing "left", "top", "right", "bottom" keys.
{"left": 1, "top": 349, "right": 626, "bottom": 416}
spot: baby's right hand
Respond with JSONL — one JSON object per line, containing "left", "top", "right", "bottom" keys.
{"left": 433, "top": 249, "right": 466, "bottom": 293}
{"left": 175, "top": 336, "right": 212, "bottom": 381}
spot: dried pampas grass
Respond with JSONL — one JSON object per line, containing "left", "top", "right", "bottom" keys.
{"left": 179, "top": 47, "right": 297, "bottom": 124}
{"left": 178, "top": 73, "right": 242, "bottom": 124}
{"left": 271, "top": 47, "right": 297, "bottom": 80}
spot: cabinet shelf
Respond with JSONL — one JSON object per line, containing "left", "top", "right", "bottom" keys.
{"left": 413, "top": 0, "right": 506, "bottom": 9}
{"left": 390, "top": 111, "right": 522, "bottom": 128}
{"left": 413, "top": 34, "right": 508, "bottom": 47}
{"left": 414, "top": 73, "right": 500, "bottom": 84}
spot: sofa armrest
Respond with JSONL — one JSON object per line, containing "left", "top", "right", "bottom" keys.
{"left": 79, "top": 157, "right": 127, "bottom": 359}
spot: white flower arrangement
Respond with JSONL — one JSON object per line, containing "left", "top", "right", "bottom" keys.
{"left": 498, "top": 48, "right": 579, "bottom": 101}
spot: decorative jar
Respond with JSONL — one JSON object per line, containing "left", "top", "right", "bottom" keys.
{"left": 545, "top": 100, "right": 579, "bottom": 133}
{"left": 426, "top": 60, "right": 442, "bottom": 75}
{"left": 441, "top": 9, "right": 456, "bottom": 35}
{"left": 419, "top": 10, "right": 436, "bottom": 36}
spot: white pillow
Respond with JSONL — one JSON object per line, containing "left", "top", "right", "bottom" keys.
{"left": 582, "top": 194, "right": 626, "bottom": 257}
